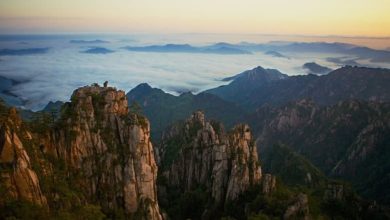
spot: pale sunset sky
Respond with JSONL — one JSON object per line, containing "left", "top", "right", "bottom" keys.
{"left": 0, "top": 0, "right": 389, "bottom": 36}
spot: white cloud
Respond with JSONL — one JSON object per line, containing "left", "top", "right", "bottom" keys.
{"left": 0, "top": 35, "right": 389, "bottom": 110}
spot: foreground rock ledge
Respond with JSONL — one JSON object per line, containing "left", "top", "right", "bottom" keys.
{"left": 1, "top": 84, "right": 162, "bottom": 219}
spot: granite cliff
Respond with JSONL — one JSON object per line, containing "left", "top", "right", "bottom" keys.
{"left": 0, "top": 84, "right": 162, "bottom": 219}
{"left": 248, "top": 99, "right": 390, "bottom": 205}
{"left": 156, "top": 111, "right": 263, "bottom": 219}
{"left": 0, "top": 108, "right": 47, "bottom": 207}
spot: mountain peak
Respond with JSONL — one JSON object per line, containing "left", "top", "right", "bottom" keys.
{"left": 70, "top": 83, "right": 128, "bottom": 116}
{"left": 135, "top": 82, "right": 152, "bottom": 90}
{"left": 253, "top": 65, "right": 267, "bottom": 71}
{"left": 223, "top": 66, "right": 287, "bottom": 83}
{"left": 127, "top": 83, "right": 154, "bottom": 97}
{"left": 303, "top": 62, "right": 332, "bottom": 75}
{"left": 189, "top": 110, "right": 205, "bottom": 126}
{"left": 224, "top": 66, "right": 287, "bottom": 83}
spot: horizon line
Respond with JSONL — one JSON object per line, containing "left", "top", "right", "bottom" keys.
{"left": 0, "top": 32, "right": 390, "bottom": 40}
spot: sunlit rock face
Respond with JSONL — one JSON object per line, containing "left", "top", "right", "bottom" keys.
{"left": 0, "top": 109, "right": 47, "bottom": 207}
{"left": 42, "top": 84, "right": 162, "bottom": 219}
{"left": 0, "top": 84, "right": 162, "bottom": 219}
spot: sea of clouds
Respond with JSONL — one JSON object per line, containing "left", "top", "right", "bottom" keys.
{"left": 0, "top": 34, "right": 389, "bottom": 110}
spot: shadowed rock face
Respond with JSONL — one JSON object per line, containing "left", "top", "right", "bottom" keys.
{"left": 157, "top": 111, "right": 261, "bottom": 205}
{"left": 248, "top": 99, "right": 390, "bottom": 204}
{"left": 283, "top": 193, "right": 310, "bottom": 220}
{"left": 205, "top": 66, "right": 390, "bottom": 110}
{"left": 0, "top": 108, "right": 47, "bottom": 207}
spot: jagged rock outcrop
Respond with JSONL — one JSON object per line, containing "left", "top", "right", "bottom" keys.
{"left": 248, "top": 99, "right": 390, "bottom": 204}
{"left": 157, "top": 111, "right": 261, "bottom": 206}
{"left": 283, "top": 193, "right": 310, "bottom": 220}
{"left": 262, "top": 173, "right": 276, "bottom": 195}
{"left": 37, "top": 84, "right": 162, "bottom": 218}
{"left": 0, "top": 108, "right": 47, "bottom": 206}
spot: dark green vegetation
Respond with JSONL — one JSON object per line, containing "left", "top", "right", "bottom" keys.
{"left": 2, "top": 65, "right": 390, "bottom": 219}
{"left": 156, "top": 110, "right": 390, "bottom": 219}
{"left": 126, "top": 66, "right": 390, "bottom": 207}
{"left": 131, "top": 65, "right": 389, "bottom": 145}
{"left": 206, "top": 66, "right": 287, "bottom": 106}
{"left": 0, "top": 102, "right": 106, "bottom": 220}
{"left": 262, "top": 144, "right": 327, "bottom": 188}
{"left": 205, "top": 66, "right": 390, "bottom": 110}
{"left": 159, "top": 185, "right": 212, "bottom": 220}
{"left": 126, "top": 65, "right": 390, "bottom": 218}
{"left": 126, "top": 83, "right": 244, "bottom": 140}
{"left": 0, "top": 88, "right": 151, "bottom": 219}
{"left": 225, "top": 180, "right": 389, "bottom": 220}
{"left": 224, "top": 143, "right": 390, "bottom": 219}
{"left": 249, "top": 99, "right": 390, "bottom": 205}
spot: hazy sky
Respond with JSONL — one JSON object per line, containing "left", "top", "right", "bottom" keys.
{"left": 1, "top": 0, "right": 390, "bottom": 36}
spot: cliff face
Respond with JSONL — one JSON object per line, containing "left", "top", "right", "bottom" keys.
{"left": 0, "top": 108, "right": 47, "bottom": 207}
{"left": 248, "top": 99, "right": 390, "bottom": 204}
{"left": 45, "top": 85, "right": 161, "bottom": 218}
{"left": 157, "top": 111, "right": 261, "bottom": 208}
{"left": 0, "top": 85, "right": 162, "bottom": 219}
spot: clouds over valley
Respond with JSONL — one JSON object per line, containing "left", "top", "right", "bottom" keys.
{"left": 0, "top": 34, "right": 389, "bottom": 110}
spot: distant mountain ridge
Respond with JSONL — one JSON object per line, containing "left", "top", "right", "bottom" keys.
{"left": 81, "top": 47, "right": 114, "bottom": 54}
{"left": 126, "top": 83, "right": 244, "bottom": 140}
{"left": 121, "top": 41, "right": 390, "bottom": 62}
{"left": 0, "top": 47, "right": 49, "bottom": 56}
{"left": 70, "top": 39, "right": 109, "bottom": 44}
{"left": 206, "top": 66, "right": 288, "bottom": 105}
{"left": 246, "top": 99, "right": 390, "bottom": 204}
{"left": 122, "top": 43, "right": 251, "bottom": 54}
{"left": 205, "top": 66, "right": 390, "bottom": 110}
{"left": 303, "top": 62, "right": 332, "bottom": 75}
{"left": 264, "top": 50, "right": 290, "bottom": 59}
{"left": 125, "top": 65, "right": 390, "bottom": 143}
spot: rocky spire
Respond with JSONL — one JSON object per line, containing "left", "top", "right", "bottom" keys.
{"left": 158, "top": 111, "right": 262, "bottom": 205}
{"left": 0, "top": 108, "right": 47, "bottom": 207}
{"left": 42, "top": 84, "right": 162, "bottom": 219}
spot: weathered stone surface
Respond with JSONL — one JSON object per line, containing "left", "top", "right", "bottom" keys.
{"left": 158, "top": 111, "right": 262, "bottom": 204}
{"left": 41, "top": 85, "right": 162, "bottom": 219}
{"left": 262, "top": 173, "right": 276, "bottom": 195}
{"left": 0, "top": 108, "right": 47, "bottom": 207}
{"left": 283, "top": 193, "right": 310, "bottom": 220}
{"left": 226, "top": 124, "right": 262, "bottom": 201}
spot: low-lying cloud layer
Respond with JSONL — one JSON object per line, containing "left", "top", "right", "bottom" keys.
{"left": 0, "top": 35, "right": 389, "bottom": 111}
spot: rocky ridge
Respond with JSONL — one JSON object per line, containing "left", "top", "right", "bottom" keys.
{"left": 249, "top": 99, "right": 390, "bottom": 204}
{"left": 1, "top": 84, "right": 162, "bottom": 219}
{"left": 157, "top": 111, "right": 262, "bottom": 217}
{"left": 0, "top": 108, "right": 47, "bottom": 207}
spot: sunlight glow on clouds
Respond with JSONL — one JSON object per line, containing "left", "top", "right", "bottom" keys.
{"left": 1, "top": 0, "right": 390, "bottom": 36}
